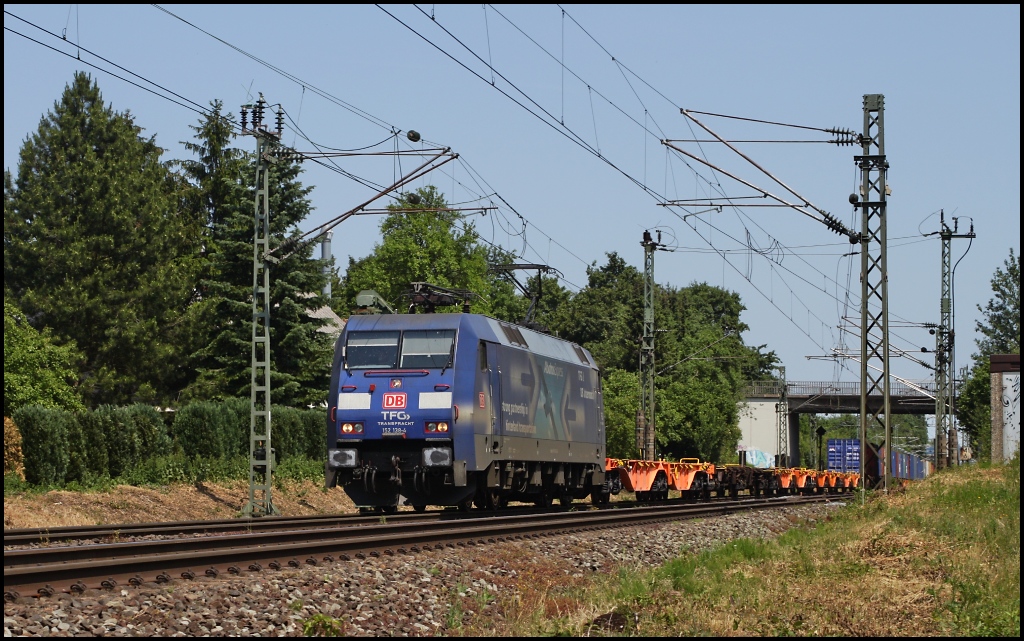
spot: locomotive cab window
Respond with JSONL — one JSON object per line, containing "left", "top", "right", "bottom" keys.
{"left": 400, "top": 330, "right": 456, "bottom": 368}
{"left": 345, "top": 331, "right": 400, "bottom": 368}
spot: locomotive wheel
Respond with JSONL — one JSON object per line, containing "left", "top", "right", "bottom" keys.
{"left": 486, "top": 489, "right": 506, "bottom": 510}
{"left": 474, "top": 488, "right": 504, "bottom": 510}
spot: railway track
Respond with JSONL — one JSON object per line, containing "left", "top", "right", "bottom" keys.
{"left": 3, "top": 495, "right": 842, "bottom": 600}
{"left": 3, "top": 511, "right": 445, "bottom": 547}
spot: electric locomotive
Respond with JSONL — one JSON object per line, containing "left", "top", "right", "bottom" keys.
{"left": 325, "top": 299, "right": 607, "bottom": 511}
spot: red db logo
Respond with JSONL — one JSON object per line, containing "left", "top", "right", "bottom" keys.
{"left": 382, "top": 392, "right": 407, "bottom": 409}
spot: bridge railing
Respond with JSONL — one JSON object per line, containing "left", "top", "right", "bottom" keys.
{"left": 745, "top": 380, "right": 945, "bottom": 398}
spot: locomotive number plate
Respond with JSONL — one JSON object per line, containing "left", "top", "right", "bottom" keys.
{"left": 382, "top": 426, "right": 407, "bottom": 437}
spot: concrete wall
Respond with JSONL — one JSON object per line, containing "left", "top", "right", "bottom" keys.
{"left": 991, "top": 355, "right": 1021, "bottom": 463}
{"left": 737, "top": 400, "right": 779, "bottom": 457}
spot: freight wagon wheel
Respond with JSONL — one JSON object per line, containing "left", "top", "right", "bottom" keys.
{"left": 412, "top": 504, "right": 427, "bottom": 513}
{"left": 652, "top": 471, "right": 669, "bottom": 500}
{"left": 557, "top": 489, "right": 573, "bottom": 508}
{"left": 534, "top": 492, "right": 553, "bottom": 508}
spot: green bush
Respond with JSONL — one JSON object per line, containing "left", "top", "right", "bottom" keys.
{"left": 222, "top": 397, "right": 250, "bottom": 457}
{"left": 97, "top": 406, "right": 142, "bottom": 478}
{"left": 126, "top": 404, "right": 172, "bottom": 454}
{"left": 12, "top": 399, "right": 327, "bottom": 490}
{"left": 302, "top": 409, "right": 327, "bottom": 460}
{"left": 76, "top": 409, "right": 110, "bottom": 478}
{"left": 275, "top": 455, "right": 325, "bottom": 484}
{"left": 116, "top": 453, "right": 250, "bottom": 486}
{"left": 271, "top": 406, "right": 304, "bottom": 462}
{"left": 172, "top": 401, "right": 235, "bottom": 459}
{"left": 4, "top": 472, "right": 33, "bottom": 496}
{"left": 64, "top": 408, "right": 89, "bottom": 484}
{"left": 13, "top": 405, "right": 70, "bottom": 486}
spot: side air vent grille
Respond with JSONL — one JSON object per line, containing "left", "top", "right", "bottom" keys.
{"left": 573, "top": 344, "right": 591, "bottom": 365}
{"left": 499, "top": 323, "right": 529, "bottom": 348}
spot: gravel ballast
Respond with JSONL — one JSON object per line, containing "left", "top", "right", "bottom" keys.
{"left": 4, "top": 501, "right": 846, "bottom": 636}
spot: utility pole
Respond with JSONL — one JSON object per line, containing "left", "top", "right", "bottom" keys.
{"left": 241, "top": 95, "right": 283, "bottom": 517}
{"left": 933, "top": 211, "right": 975, "bottom": 469}
{"left": 638, "top": 230, "right": 668, "bottom": 460}
{"left": 854, "top": 94, "right": 892, "bottom": 493}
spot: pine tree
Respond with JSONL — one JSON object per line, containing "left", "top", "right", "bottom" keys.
{"left": 975, "top": 248, "right": 1020, "bottom": 356}
{"left": 4, "top": 73, "right": 201, "bottom": 406}
{"left": 178, "top": 105, "right": 332, "bottom": 407}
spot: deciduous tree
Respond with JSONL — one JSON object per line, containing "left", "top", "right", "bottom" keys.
{"left": 340, "top": 186, "right": 521, "bottom": 319}
{"left": 3, "top": 299, "right": 84, "bottom": 417}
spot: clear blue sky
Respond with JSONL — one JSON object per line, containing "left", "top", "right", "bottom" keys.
{"left": 5, "top": 4, "right": 1020, "bottom": 389}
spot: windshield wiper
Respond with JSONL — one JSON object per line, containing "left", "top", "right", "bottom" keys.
{"left": 440, "top": 340, "right": 456, "bottom": 375}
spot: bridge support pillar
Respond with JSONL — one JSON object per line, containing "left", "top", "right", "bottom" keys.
{"left": 788, "top": 412, "right": 801, "bottom": 467}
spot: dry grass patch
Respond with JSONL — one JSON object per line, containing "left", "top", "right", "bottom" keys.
{"left": 3, "top": 480, "right": 356, "bottom": 528}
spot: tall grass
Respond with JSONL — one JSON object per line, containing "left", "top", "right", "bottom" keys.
{"left": 503, "top": 459, "right": 1020, "bottom": 637}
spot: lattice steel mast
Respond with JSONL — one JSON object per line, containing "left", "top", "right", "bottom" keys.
{"left": 775, "top": 366, "right": 788, "bottom": 466}
{"left": 934, "top": 211, "right": 974, "bottom": 469}
{"left": 638, "top": 230, "right": 667, "bottom": 461}
{"left": 241, "top": 96, "right": 283, "bottom": 517}
{"left": 855, "top": 94, "right": 892, "bottom": 492}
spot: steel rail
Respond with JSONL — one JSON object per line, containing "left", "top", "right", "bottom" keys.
{"left": 4, "top": 496, "right": 839, "bottom": 600}
{"left": 3, "top": 490, "right": 852, "bottom": 545}
{"left": 2, "top": 511, "right": 445, "bottom": 545}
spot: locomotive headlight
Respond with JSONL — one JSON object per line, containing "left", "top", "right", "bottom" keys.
{"left": 340, "top": 422, "right": 364, "bottom": 434}
{"left": 426, "top": 422, "right": 437, "bottom": 432}
{"left": 437, "top": 422, "right": 449, "bottom": 433}
{"left": 422, "top": 447, "right": 452, "bottom": 467}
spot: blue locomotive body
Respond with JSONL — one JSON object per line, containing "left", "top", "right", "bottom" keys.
{"left": 326, "top": 313, "right": 607, "bottom": 510}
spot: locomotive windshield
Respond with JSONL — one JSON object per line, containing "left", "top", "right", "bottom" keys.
{"left": 345, "top": 329, "right": 456, "bottom": 369}
{"left": 400, "top": 329, "right": 456, "bottom": 368}
{"left": 346, "top": 331, "right": 400, "bottom": 368}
